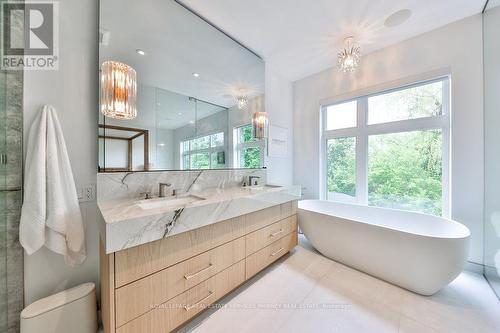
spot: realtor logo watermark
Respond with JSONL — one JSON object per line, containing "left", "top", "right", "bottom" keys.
{"left": 1, "top": 1, "right": 59, "bottom": 70}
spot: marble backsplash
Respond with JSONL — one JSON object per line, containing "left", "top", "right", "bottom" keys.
{"left": 97, "top": 168, "right": 267, "bottom": 202}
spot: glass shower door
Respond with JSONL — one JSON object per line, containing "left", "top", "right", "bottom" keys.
{"left": 0, "top": 68, "right": 24, "bottom": 332}
{"left": 0, "top": 67, "right": 6, "bottom": 333}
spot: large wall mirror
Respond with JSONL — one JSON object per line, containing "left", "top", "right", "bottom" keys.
{"left": 98, "top": 0, "right": 266, "bottom": 172}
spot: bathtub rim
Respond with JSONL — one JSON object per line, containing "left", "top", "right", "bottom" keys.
{"left": 298, "top": 199, "right": 471, "bottom": 240}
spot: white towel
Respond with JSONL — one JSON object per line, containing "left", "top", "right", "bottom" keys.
{"left": 20, "top": 105, "right": 86, "bottom": 266}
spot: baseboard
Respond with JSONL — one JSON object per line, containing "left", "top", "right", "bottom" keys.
{"left": 464, "top": 261, "right": 484, "bottom": 274}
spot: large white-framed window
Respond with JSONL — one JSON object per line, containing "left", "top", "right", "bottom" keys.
{"left": 181, "top": 131, "right": 226, "bottom": 170}
{"left": 320, "top": 76, "right": 450, "bottom": 217}
{"left": 233, "top": 124, "right": 265, "bottom": 168}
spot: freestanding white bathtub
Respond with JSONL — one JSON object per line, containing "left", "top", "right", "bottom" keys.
{"left": 298, "top": 200, "right": 470, "bottom": 296}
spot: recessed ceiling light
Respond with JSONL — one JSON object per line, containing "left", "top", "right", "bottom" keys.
{"left": 178, "top": 112, "right": 183, "bottom": 116}
{"left": 136, "top": 49, "right": 145, "bottom": 55}
{"left": 384, "top": 9, "right": 412, "bottom": 28}
{"left": 189, "top": 120, "right": 195, "bottom": 124}
{"left": 192, "top": 72, "right": 200, "bottom": 78}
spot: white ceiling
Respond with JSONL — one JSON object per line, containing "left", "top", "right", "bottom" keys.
{"left": 179, "top": 0, "right": 485, "bottom": 81}
{"left": 100, "top": 0, "right": 265, "bottom": 109}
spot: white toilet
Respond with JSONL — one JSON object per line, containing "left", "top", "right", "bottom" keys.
{"left": 20, "top": 282, "right": 97, "bottom": 333}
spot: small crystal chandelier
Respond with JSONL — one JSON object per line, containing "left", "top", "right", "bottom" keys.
{"left": 337, "top": 37, "right": 361, "bottom": 73}
{"left": 236, "top": 95, "right": 248, "bottom": 110}
{"left": 100, "top": 61, "right": 137, "bottom": 119}
{"left": 252, "top": 111, "right": 269, "bottom": 140}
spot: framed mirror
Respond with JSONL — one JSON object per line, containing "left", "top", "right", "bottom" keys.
{"left": 98, "top": 0, "right": 266, "bottom": 172}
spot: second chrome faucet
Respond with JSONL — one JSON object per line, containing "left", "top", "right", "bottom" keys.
{"left": 159, "top": 182, "right": 172, "bottom": 197}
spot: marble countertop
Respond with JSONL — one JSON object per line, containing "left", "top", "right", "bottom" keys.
{"left": 97, "top": 184, "right": 301, "bottom": 253}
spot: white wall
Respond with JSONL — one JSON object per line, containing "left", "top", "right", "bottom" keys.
{"left": 293, "top": 15, "right": 484, "bottom": 263}
{"left": 23, "top": 0, "right": 99, "bottom": 304}
{"left": 265, "top": 67, "right": 294, "bottom": 185}
{"left": 483, "top": 6, "right": 500, "bottom": 271}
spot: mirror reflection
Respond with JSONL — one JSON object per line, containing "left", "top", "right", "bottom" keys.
{"left": 98, "top": 0, "right": 266, "bottom": 172}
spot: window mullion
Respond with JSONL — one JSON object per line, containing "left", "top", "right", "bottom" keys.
{"left": 320, "top": 106, "right": 327, "bottom": 200}
{"left": 441, "top": 79, "right": 451, "bottom": 218}
{"left": 357, "top": 97, "right": 368, "bottom": 205}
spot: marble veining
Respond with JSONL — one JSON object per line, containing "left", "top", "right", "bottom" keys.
{"left": 97, "top": 169, "right": 301, "bottom": 253}
{"left": 97, "top": 169, "right": 267, "bottom": 201}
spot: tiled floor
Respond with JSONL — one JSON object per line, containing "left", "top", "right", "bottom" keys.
{"left": 179, "top": 237, "right": 500, "bottom": 333}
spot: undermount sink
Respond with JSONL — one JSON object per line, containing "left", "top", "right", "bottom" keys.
{"left": 247, "top": 184, "right": 283, "bottom": 191}
{"left": 135, "top": 195, "right": 205, "bottom": 210}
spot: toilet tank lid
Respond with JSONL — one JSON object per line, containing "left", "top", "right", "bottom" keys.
{"left": 21, "top": 282, "right": 95, "bottom": 319}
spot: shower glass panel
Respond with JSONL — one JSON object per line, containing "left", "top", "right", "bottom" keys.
{"left": 0, "top": 69, "right": 24, "bottom": 331}
{"left": 0, "top": 67, "right": 5, "bottom": 333}
{"left": 483, "top": 2, "right": 500, "bottom": 299}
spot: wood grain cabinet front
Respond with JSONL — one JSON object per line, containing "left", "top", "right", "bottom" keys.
{"left": 115, "top": 237, "right": 245, "bottom": 327}
{"left": 116, "top": 260, "right": 246, "bottom": 333}
{"left": 245, "top": 215, "right": 297, "bottom": 256}
{"left": 115, "top": 215, "right": 247, "bottom": 288}
{"left": 246, "top": 231, "right": 298, "bottom": 279}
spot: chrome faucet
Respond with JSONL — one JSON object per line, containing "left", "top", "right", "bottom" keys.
{"left": 159, "top": 183, "right": 172, "bottom": 197}
{"left": 248, "top": 176, "right": 261, "bottom": 186}
{"left": 140, "top": 191, "right": 153, "bottom": 200}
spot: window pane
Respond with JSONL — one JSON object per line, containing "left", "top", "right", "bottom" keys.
{"left": 191, "top": 135, "right": 210, "bottom": 150}
{"left": 190, "top": 153, "right": 210, "bottom": 169}
{"left": 368, "top": 81, "right": 443, "bottom": 124}
{"left": 368, "top": 130, "right": 443, "bottom": 216}
{"left": 211, "top": 132, "right": 224, "bottom": 147}
{"left": 239, "top": 125, "right": 255, "bottom": 143}
{"left": 182, "top": 140, "right": 190, "bottom": 153}
{"left": 182, "top": 155, "right": 189, "bottom": 170}
{"left": 211, "top": 151, "right": 225, "bottom": 169}
{"left": 240, "top": 147, "right": 261, "bottom": 168}
{"left": 326, "top": 101, "right": 357, "bottom": 130}
{"left": 326, "top": 137, "right": 356, "bottom": 202}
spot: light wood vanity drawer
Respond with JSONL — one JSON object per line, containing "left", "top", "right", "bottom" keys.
{"left": 115, "top": 215, "right": 246, "bottom": 287}
{"left": 115, "top": 237, "right": 245, "bottom": 327}
{"left": 117, "top": 260, "right": 246, "bottom": 333}
{"left": 245, "top": 215, "right": 297, "bottom": 256}
{"left": 246, "top": 231, "right": 297, "bottom": 279}
{"left": 245, "top": 204, "right": 283, "bottom": 234}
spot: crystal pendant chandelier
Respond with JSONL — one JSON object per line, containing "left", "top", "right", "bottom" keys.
{"left": 252, "top": 111, "right": 268, "bottom": 140}
{"left": 236, "top": 95, "right": 248, "bottom": 110}
{"left": 337, "top": 37, "right": 361, "bottom": 73}
{"left": 100, "top": 61, "right": 137, "bottom": 119}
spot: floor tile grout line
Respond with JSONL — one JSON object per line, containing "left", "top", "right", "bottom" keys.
{"left": 272, "top": 258, "right": 339, "bottom": 333}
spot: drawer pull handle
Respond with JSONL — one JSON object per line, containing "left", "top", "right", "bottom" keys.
{"left": 184, "top": 291, "right": 214, "bottom": 311}
{"left": 271, "top": 247, "right": 284, "bottom": 257}
{"left": 184, "top": 263, "right": 213, "bottom": 280}
{"left": 270, "top": 229, "right": 284, "bottom": 237}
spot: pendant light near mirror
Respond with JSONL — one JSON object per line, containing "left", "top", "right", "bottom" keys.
{"left": 252, "top": 111, "right": 268, "bottom": 140}
{"left": 100, "top": 61, "right": 137, "bottom": 119}
{"left": 337, "top": 36, "right": 361, "bottom": 73}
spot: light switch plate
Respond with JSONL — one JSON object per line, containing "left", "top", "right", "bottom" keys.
{"left": 78, "top": 184, "right": 96, "bottom": 202}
